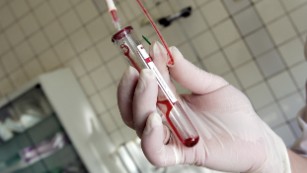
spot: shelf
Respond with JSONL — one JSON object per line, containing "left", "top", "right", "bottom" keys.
{"left": 0, "top": 113, "right": 58, "bottom": 147}
{"left": 1, "top": 144, "right": 74, "bottom": 173}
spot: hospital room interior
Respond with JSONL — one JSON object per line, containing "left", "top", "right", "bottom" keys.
{"left": 0, "top": 0, "right": 306, "bottom": 172}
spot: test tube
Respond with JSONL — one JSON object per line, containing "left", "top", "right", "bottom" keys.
{"left": 112, "top": 26, "right": 199, "bottom": 147}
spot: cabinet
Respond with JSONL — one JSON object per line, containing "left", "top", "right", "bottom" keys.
{"left": 0, "top": 69, "right": 114, "bottom": 173}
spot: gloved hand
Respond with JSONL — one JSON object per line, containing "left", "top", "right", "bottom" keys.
{"left": 117, "top": 42, "right": 291, "bottom": 173}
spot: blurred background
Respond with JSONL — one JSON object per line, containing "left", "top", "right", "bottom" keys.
{"left": 0, "top": 0, "right": 306, "bottom": 172}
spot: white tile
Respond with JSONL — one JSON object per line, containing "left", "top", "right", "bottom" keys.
{"left": 99, "top": 112, "right": 118, "bottom": 133}
{"left": 202, "top": 52, "right": 231, "bottom": 75}
{"left": 224, "top": 40, "right": 252, "bottom": 68}
{"left": 90, "top": 66, "right": 113, "bottom": 90}
{"left": 19, "top": 13, "right": 40, "bottom": 37}
{"left": 69, "top": 28, "right": 92, "bottom": 53}
{"left": 9, "top": 0, "right": 29, "bottom": 19}
{"left": 120, "top": 126, "right": 137, "bottom": 142}
{"left": 192, "top": 31, "right": 219, "bottom": 58}
{"left": 268, "top": 71, "right": 297, "bottom": 99}
{"left": 280, "top": 0, "right": 307, "bottom": 12}
{"left": 49, "top": 0, "right": 71, "bottom": 16}
{"left": 89, "top": 94, "right": 107, "bottom": 114}
{"left": 23, "top": 58, "right": 44, "bottom": 79}
{"left": 54, "top": 39, "right": 76, "bottom": 63}
{"left": 80, "top": 47, "right": 102, "bottom": 71}
{"left": 0, "top": 5, "right": 15, "bottom": 28}
{"left": 110, "top": 130, "right": 125, "bottom": 146}
{"left": 106, "top": 56, "right": 127, "bottom": 81}
{"left": 278, "top": 38, "right": 305, "bottom": 67}
{"left": 0, "top": 62, "right": 5, "bottom": 79}
{"left": 290, "top": 61, "right": 307, "bottom": 89}
{"left": 110, "top": 107, "right": 124, "bottom": 127}
{"left": 27, "top": 0, "right": 44, "bottom": 8}
{"left": 96, "top": 37, "right": 121, "bottom": 61}
{"left": 162, "top": 23, "right": 186, "bottom": 46}
{"left": 69, "top": 0, "right": 82, "bottom": 6}
{"left": 255, "top": 0, "right": 285, "bottom": 24}
{"left": 267, "top": 16, "right": 297, "bottom": 45}
{"left": 117, "top": 1, "right": 135, "bottom": 22}
{"left": 233, "top": 7, "right": 262, "bottom": 35}
{"left": 43, "top": 20, "right": 65, "bottom": 45}
{"left": 177, "top": 42, "right": 198, "bottom": 63}
{"left": 38, "top": 49, "right": 61, "bottom": 71}
{"left": 201, "top": 0, "right": 228, "bottom": 26}
{"left": 179, "top": 10, "right": 208, "bottom": 38}
{"left": 9, "top": 68, "right": 28, "bottom": 88}
{"left": 99, "top": 84, "right": 117, "bottom": 108}
{"left": 279, "top": 93, "right": 305, "bottom": 120}
{"left": 222, "top": 72, "right": 242, "bottom": 90}
{"left": 235, "top": 61, "right": 263, "bottom": 89}
{"left": 79, "top": 75, "right": 97, "bottom": 96}
{"left": 273, "top": 124, "right": 296, "bottom": 147}
{"left": 246, "top": 82, "right": 275, "bottom": 109}
{"left": 86, "top": 17, "right": 109, "bottom": 43}
{"left": 127, "top": 0, "right": 142, "bottom": 17}
{"left": 212, "top": 19, "right": 240, "bottom": 47}
{"left": 256, "top": 50, "right": 286, "bottom": 78}
{"left": 65, "top": 58, "right": 86, "bottom": 77}
{"left": 28, "top": 31, "right": 50, "bottom": 54}
{"left": 0, "top": 34, "right": 10, "bottom": 55}
{"left": 75, "top": 0, "right": 99, "bottom": 24}
{"left": 301, "top": 88, "right": 306, "bottom": 101}
{"left": 34, "top": 2, "right": 55, "bottom": 26}
{"left": 290, "top": 4, "right": 307, "bottom": 33}
{"left": 257, "top": 103, "right": 286, "bottom": 128}
{"left": 5, "top": 24, "right": 24, "bottom": 46}
{"left": 169, "top": 0, "right": 197, "bottom": 12}
{"left": 1, "top": 52, "right": 20, "bottom": 73}
{"left": 252, "top": 0, "right": 263, "bottom": 5}
{"left": 245, "top": 28, "right": 274, "bottom": 57}
{"left": 0, "top": 78, "right": 14, "bottom": 95}
{"left": 289, "top": 119, "right": 301, "bottom": 138}
{"left": 302, "top": 32, "right": 307, "bottom": 43}
{"left": 222, "top": 0, "right": 251, "bottom": 14}
{"left": 15, "top": 40, "right": 35, "bottom": 63}
{"left": 59, "top": 10, "right": 82, "bottom": 34}
{"left": 194, "top": 0, "right": 210, "bottom": 6}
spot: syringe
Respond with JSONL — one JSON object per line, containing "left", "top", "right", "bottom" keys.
{"left": 112, "top": 26, "right": 199, "bottom": 147}
{"left": 105, "top": 0, "right": 121, "bottom": 30}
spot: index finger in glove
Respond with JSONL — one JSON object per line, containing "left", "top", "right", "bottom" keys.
{"left": 133, "top": 69, "right": 159, "bottom": 137}
{"left": 117, "top": 66, "right": 139, "bottom": 129}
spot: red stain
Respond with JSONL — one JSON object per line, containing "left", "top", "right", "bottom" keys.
{"left": 110, "top": 10, "right": 118, "bottom": 22}
{"left": 120, "top": 44, "right": 141, "bottom": 72}
{"left": 157, "top": 99, "right": 184, "bottom": 144}
{"left": 157, "top": 99, "right": 199, "bottom": 147}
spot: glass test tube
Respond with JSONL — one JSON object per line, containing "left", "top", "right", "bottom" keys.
{"left": 112, "top": 26, "right": 199, "bottom": 147}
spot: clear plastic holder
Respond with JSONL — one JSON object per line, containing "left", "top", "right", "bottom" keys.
{"left": 112, "top": 26, "right": 199, "bottom": 147}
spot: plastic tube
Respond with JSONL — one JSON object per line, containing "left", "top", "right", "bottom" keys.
{"left": 112, "top": 26, "right": 199, "bottom": 147}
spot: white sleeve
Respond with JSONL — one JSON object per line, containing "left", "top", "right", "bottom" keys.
{"left": 291, "top": 106, "right": 307, "bottom": 157}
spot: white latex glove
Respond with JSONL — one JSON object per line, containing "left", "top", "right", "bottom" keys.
{"left": 117, "top": 42, "right": 291, "bottom": 173}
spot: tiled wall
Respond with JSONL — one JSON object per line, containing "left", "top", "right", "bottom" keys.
{"left": 0, "top": 0, "right": 306, "bottom": 154}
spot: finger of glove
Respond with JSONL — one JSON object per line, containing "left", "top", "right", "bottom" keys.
{"left": 149, "top": 41, "right": 177, "bottom": 100}
{"left": 169, "top": 47, "right": 228, "bottom": 95}
{"left": 133, "top": 69, "right": 158, "bottom": 137}
{"left": 117, "top": 66, "right": 139, "bottom": 128}
{"left": 141, "top": 112, "right": 177, "bottom": 167}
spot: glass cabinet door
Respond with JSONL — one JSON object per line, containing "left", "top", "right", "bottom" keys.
{"left": 0, "top": 85, "right": 89, "bottom": 173}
